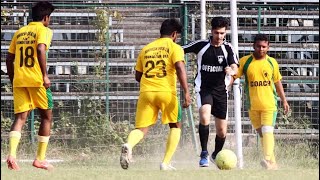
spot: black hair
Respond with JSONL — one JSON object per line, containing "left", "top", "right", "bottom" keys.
{"left": 32, "top": 1, "right": 55, "bottom": 21}
{"left": 211, "top": 16, "right": 229, "bottom": 30}
{"left": 160, "top": 18, "right": 182, "bottom": 36}
{"left": 254, "top": 34, "right": 269, "bottom": 44}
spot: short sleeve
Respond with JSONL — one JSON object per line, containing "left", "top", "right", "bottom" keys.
{"left": 272, "top": 59, "right": 282, "bottom": 82}
{"left": 171, "top": 45, "right": 185, "bottom": 64}
{"left": 226, "top": 44, "right": 239, "bottom": 66}
{"left": 37, "top": 27, "right": 53, "bottom": 50}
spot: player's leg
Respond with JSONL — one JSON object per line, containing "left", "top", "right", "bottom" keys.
{"left": 7, "top": 112, "right": 29, "bottom": 170}
{"left": 31, "top": 87, "right": 54, "bottom": 170}
{"left": 160, "top": 122, "right": 181, "bottom": 170}
{"left": 260, "top": 110, "right": 278, "bottom": 170}
{"left": 197, "top": 91, "right": 212, "bottom": 167}
{"left": 249, "top": 110, "right": 263, "bottom": 152}
{"left": 210, "top": 91, "right": 228, "bottom": 161}
{"left": 121, "top": 126, "right": 148, "bottom": 169}
{"left": 120, "top": 92, "right": 157, "bottom": 169}
{"left": 210, "top": 118, "right": 227, "bottom": 161}
{"left": 256, "top": 128, "right": 276, "bottom": 164}
{"left": 32, "top": 109, "right": 53, "bottom": 170}
{"left": 7, "top": 87, "right": 32, "bottom": 170}
{"left": 126, "top": 127, "right": 148, "bottom": 151}
{"left": 160, "top": 92, "right": 181, "bottom": 170}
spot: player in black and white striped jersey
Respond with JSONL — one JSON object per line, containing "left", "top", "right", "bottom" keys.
{"left": 182, "top": 16, "right": 239, "bottom": 167}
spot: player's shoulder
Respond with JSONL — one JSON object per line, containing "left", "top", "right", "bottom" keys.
{"left": 222, "top": 41, "right": 232, "bottom": 46}
{"left": 222, "top": 41, "right": 235, "bottom": 50}
{"left": 16, "top": 25, "right": 29, "bottom": 33}
{"left": 172, "top": 41, "right": 183, "bottom": 50}
{"left": 240, "top": 54, "right": 253, "bottom": 62}
{"left": 266, "top": 55, "right": 279, "bottom": 65}
{"left": 182, "top": 39, "right": 209, "bottom": 49}
{"left": 267, "top": 55, "right": 277, "bottom": 62}
{"left": 141, "top": 40, "right": 155, "bottom": 51}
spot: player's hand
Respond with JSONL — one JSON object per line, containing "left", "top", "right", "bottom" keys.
{"left": 43, "top": 76, "right": 51, "bottom": 89}
{"left": 183, "top": 92, "right": 191, "bottom": 108}
{"left": 225, "top": 66, "right": 236, "bottom": 76}
{"left": 283, "top": 101, "right": 290, "bottom": 115}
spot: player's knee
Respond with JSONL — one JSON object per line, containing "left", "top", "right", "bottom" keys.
{"left": 169, "top": 122, "right": 181, "bottom": 129}
{"left": 261, "top": 126, "right": 274, "bottom": 133}
{"left": 256, "top": 128, "right": 263, "bottom": 137}
{"left": 216, "top": 128, "right": 227, "bottom": 137}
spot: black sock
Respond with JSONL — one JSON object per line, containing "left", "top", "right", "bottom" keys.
{"left": 212, "top": 135, "right": 226, "bottom": 159}
{"left": 199, "top": 123, "right": 209, "bottom": 152}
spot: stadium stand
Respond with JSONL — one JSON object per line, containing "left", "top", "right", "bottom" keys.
{"left": 1, "top": 0, "right": 318, "bottom": 133}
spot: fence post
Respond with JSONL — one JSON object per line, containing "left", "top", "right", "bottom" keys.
{"left": 28, "top": 110, "right": 35, "bottom": 143}
{"left": 230, "top": 0, "right": 243, "bottom": 169}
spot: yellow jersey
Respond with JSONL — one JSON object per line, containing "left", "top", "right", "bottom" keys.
{"left": 236, "top": 54, "right": 282, "bottom": 111}
{"left": 135, "top": 37, "right": 185, "bottom": 92}
{"left": 8, "top": 22, "right": 53, "bottom": 87}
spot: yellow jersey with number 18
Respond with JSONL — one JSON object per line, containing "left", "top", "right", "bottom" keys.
{"left": 135, "top": 37, "right": 185, "bottom": 92}
{"left": 8, "top": 22, "right": 53, "bottom": 87}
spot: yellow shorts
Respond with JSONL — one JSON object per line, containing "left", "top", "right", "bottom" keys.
{"left": 135, "top": 91, "right": 182, "bottom": 128}
{"left": 13, "top": 87, "right": 53, "bottom": 114}
{"left": 248, "top": 110, "right": 277, "bottom": 129}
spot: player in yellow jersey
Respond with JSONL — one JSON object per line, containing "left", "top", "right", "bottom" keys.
{"left": 120, "top": 19, "right": 191, "bottom": 170}
{"left": 5, "top": 1, "right": 55, "bottom": 171}
{"left": 233, "top": 34, "right": 290, "bottom": 170}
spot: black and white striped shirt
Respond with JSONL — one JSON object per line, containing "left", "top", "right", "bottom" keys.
{"left": 182, "top": 37, "right": 239, "bottom": 93}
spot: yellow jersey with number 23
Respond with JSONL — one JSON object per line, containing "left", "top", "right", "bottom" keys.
{"left": 8, "top": 22, "right": 53, "bottom": 87}
{"left": 135, "top": 37, "right": 185, "bottom": 92}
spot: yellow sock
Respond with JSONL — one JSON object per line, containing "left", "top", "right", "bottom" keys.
{"left": 36, "top": 136, "right": 50, "bottom": 161}
{"left": 162, "top": 128, "right": 181, "bottom": 164}
{"left": 262, "top": 131, "right": 274, "bottom": 161}
{"left": 260, "top": 137, "right": 276, "bottom": 163}
{"left": 9, "top": 131, "right": 21, "bottom": 158}
{"left": 127, "top": 129, "right": 144, "bottom": 149}
{"left": 270, "top": 152, "right": 276, "bottom": 163}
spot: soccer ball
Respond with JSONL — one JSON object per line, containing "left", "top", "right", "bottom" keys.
{"left": 215, "top": 149, "right": 237, "bottom": 170}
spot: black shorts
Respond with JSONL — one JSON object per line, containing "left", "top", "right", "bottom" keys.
{"left": 197, "top": 89, "right": 228, "bottom": 119}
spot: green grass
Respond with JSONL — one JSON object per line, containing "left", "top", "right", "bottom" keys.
{"left": 1, "top": 159, "right": 318, "bottom": 180}
{"left": 1, "top": 145, "right": 319, "bottom": 180}
{"left": 1, "top": 138, "right": 318, "bottom": 180}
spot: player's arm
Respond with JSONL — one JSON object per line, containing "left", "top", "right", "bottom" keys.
{"left": 275, "top": 80, "right": 289, "bottom": 115}
{"left": 175, "top": 61, "right": 191, "bottom": 108}
{"left": 225, "top": 63, "right": 238, "bottom": 76}
{"left": 225, "top": 44, "right": 239, "bottom": 76}
{"left": 135, "top": 51, "right": 143, "bottom": 83}
{"left": 273, "top": 60, "right": 289, "bottom": 115}
{"left": 181, "top": 40, "right": 201, "bottom": 54}
{"left": 6, "top": 32, "right": 17, "bottom": 84}
{"left": 37, "top": 44, "right": 50, "bottom": 89}
{"left": 135, "top": 70, "right": 143, "bottom": 82}
{"left": 6, "top": 52, "right": 15, "bottom": 84}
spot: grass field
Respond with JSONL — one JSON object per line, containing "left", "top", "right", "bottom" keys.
{"left": 1, "top": 135, "right": 319, "bottom": 180}
{"left": 1, "top": 158, "right": 318, "bottom": 180}
{"left": 1, "top": 144, "right": 319, "bottom": 180}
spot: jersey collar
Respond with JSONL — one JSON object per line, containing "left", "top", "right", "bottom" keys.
{"left": 28, "top": 22, "right": 45, "bottom": 26}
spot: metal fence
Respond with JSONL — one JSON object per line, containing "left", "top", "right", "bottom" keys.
{"left": 1, "top": 1, "right": 319, "bottom": 155}
{"left": 185, "top": 1, "right": 319, "bottom": 134}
